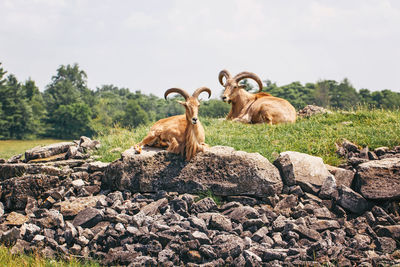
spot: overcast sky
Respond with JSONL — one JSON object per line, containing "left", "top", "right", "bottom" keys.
{"left": 1, "top": 0, "right": 399, "bottom": 97}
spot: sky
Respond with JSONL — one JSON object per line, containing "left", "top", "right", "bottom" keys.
{"left": 1, "top": 0, "right": 400, "bottom": 98}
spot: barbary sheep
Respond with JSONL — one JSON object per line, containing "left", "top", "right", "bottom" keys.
{"left": 134, "top": 87, "right": 211, "bottom": 161}
{"left": 219, "top": 70, "right": 296, "bottom": 124}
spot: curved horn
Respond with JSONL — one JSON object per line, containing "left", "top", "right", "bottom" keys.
{"left": 192, "top": 87, "right": 211, "bottom": 99}
{"left": 218, "top": 69, "right": 231, "bottom": 86}
{"left": 233, "top": 71, "right": 263, "bottom": 92}
{"left": 164, "top": 88, "right": 190, "bottom": 101}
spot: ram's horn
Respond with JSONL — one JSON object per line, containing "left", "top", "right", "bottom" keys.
{"left": 164, "top": 88, "right": 190, "bottom": 100}
{"left": 192, "top": 87, "right": 211, "bottom": 99}
{"left": 218, "top": 69, "right": 231, "bottom": 86}
{"left": 234, "top": 71, "right": 263, "bottom": 92}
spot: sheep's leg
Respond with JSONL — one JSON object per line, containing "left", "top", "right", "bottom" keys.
{"left": 167, "top": 137, "right": 181, "bottom": 154}
{"left": 233, "top": 113, "right": 251, "bottom": 123}
{"left": 133, "top": 133, "right": 159, "bottom": 154}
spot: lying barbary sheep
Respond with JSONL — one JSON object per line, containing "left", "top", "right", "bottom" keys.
{"left": 219, "top": 70, "right": 296, "bottom": 124}
{"left": 134, "top": 87, "right": 211, "bottom": 160}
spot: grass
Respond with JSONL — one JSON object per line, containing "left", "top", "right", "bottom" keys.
{"left": 94, "top": 107, "right": 400, "bottom": 166}
{"left": 0, "top": 245, "right": 100, "bottom": 267}
{"left": 0, "top": 139, "right": 67, "bottom": 160}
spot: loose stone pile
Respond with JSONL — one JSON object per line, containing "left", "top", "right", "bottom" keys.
{"left": 0, "top": 137, "right": 399, "bottom": 266}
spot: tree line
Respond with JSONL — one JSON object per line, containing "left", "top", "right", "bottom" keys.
{"left": 0, "top": 62, "right": 399, "bottom": 140}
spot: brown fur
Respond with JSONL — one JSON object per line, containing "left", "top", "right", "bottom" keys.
{"left": 220, "top": 70, "right": 296, "bottom": 124}
{"left": 134, "top": 88, "right": 210, "bottom": 161}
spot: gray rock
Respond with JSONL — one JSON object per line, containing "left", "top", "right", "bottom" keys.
{"left": 319, "top": 175, "right": 338, "bottom": 200}
{"left": 104, "top": 146, "right": 283, "bottom": 197}
{"left": 25, "top": 142, "right": 74, "bottom": 161}
{"left": 337, "top": 185, "right": 369, "bottom": 214}
{"left": 274, "top": 151, "right": 331, "bottom": 186}
{"left": 356, "top": 158, "right": 400, "bottom": 199}
{"left": 311, "top": 220, "right": 340, "bottom": 231}
{"left": 79, "top": 136, "right": 100, "bottom": 150}
{"left": 7, "top": 154, "right": 22, "bottom": 163}
{"left": 209, "top": 214, "right": 232, "bottom": 232}
{"left": 0, "top": 202, "right": 4, "bottom": 217}
{"left": 285, "top": 223, "right": 321, "bottom": 241}
{"left": 0, "top": 227, "right": 21, "bottom": 246}
{"left": 191, "top": 197, "right": 217, "bottom": 213}
{"left": 1, "top": 174, "right": 60, "bottom": 210}
{"left": 223, "top": 205, "right": 259, "bottom": 224}
{"left": 72, "top": 207, "right": 103, "bottom": 228}
{"left": 375, "top": 225, "right": 400, "bottom": 240}
{"left": 252, "top": 227, "right": 269, "bottom": 242}
{"left": 374, "top": 237, "right": 397, "bottom": 253}
{"left": 190, "top": 231, "right": 211, "bottom": 244}
{"left": 213, "top": 234, "right": 245, "bottom": 259}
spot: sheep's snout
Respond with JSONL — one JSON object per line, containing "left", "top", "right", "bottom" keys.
{"left": 222, "top": 96, "right": 228, "bottom": 102}
{"left": 191, "top": 117, "right": 198, "bottom": 124}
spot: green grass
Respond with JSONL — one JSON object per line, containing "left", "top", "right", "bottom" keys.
{"left": 0, "top": 139, "right": 67, "bottom": 160}
{"left": 94, "top": 107, "right": 400, "bottom": 166}
{"left": 0, "top": 245, "right": 100, "bottom": 267}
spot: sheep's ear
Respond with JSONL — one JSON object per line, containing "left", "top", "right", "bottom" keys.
{"left": 177, "top": 100, "right": 186, "bottom": 106}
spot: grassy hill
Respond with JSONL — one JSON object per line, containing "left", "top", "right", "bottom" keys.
{"left": 95, "top": 107, "right": 400, "bottom": 166}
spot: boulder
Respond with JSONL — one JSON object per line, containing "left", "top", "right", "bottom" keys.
{"left": 355, "top": 158, "right": 400, "bottom": 200}
{"left": 325, "top": 164, "right": 355, "bottom": 187}
{"left": 25, "top": 142, "right": 74, "bottom": 161}
{"left": 336, "top": 185, "right": 369, "bottom": 214}
{"left": 104, "top": 146, "right": 283, "bottom": 197}
{"left": 54, "top": 195, "right": 106, "bottom": 217}
{"left": 0, "top": 174, "right": 60, "bottom": 210}
{"left": 274, "top": 151, "right": 330, "bottom": 187}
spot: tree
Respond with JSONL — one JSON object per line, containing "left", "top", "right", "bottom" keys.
{"left": 52, "top": 103, "right": 94, "bottom": 138}
{"left": 121, "top": 99, "right": 149, "bottom": 128}
{"left": 44, "top": 64, "right": 94, "bottom": 138}
{"left": 329, "top": 78, "right": 359, "bottom": 109}
{"left": 315, "top": 80, "right": 331, "bottom": 107}
{"left": 22, "top": 79, "right": 47, "bottom": 136}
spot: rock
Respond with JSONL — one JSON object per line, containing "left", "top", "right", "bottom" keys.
{"left": 325, "top": 164, "right": 355, "bottom": 187}
{"left": 243, "top": 250, "right": 262, "bottom": 265}
{"left": 0, "top": 163, "right": 29, "bottom": 180}
{"left": 79, "top": 136, "right": 100, "bottom": 150}
{"left": 34, "top": 209, "right": 65, "bottom": 229}
{"left": 375, "top": 225, "right": 400, "bottom": 240}
{"left": 0, "top": 202, "right": 4, "bottom": 217}
{"left": 87, "top": 161, "right": 109, "bottom": 172}
{"left": 72, "top": 207, "right": 103, "bottom": 228}
{"left": 311, "top": 220, "right": 340, "bottom": 231}
{"left": 7, "top": 154, "right": 22, "bottom": 163}
{"left": 355, "top": 158, "right": 400, "bottom": 200}
{"left": 209, "top": 214, "right": 232, "bottom": 232}
{"left": 190, "top": 231, "right": 211, "bottom": 244}
{"left": 140, "top": 198, "right": 168, "bottom": 216}
{"left": 223, "top": 205, "right": 259, "bottom": 224}
{"left": 72, "top": 179, "right": 85, "bottom": 188}
{"left": 104, "top": 146, "right": 283, "bottom": 197}
{"left": 337, "top": 185, "right": 369, "bottom": 214}
{"left": 375, "top": 237, "right": 397, "bottom": 253}
{"left": 297, "top": 105, "right": 331, "bottom": 117}
{"left": 274, "top": 151, "right": 331, "bottom": 187}
{"left": 0, "top": 227, "right": 21, "bottom": 246}
{"left": 374, "top": 147, "right": 389, "bottom": 157}
{"left": 1, "top": 174, "right": 60, "bottom": 210}
{"left": 25, "top": 142, "right": 75, "bottom": 161}
{"left": 191, "top": 197, "right": 217, "bottom": 214}
{"left": 10, "top": 239, "right": 30, "bottom": 254}
{"left": 274, "top": 194, "right": 298, "bottom": 212}
{"left": 285, "top": 223, "right": 321, "bottom": 241}
{"left": 341, "top": 139, "right": 360, "bottom": 154}
{"left": 252, "top": 227, "right": 269, "bottom": 242}
{"left": 5, "top": 212, "right": 29, "bottom": 226}
{"left": 319, "top": 175, "right": 338, "bottom": 200}
{"left": 54, "top": 195, "right": 106, "bottom": 217}
{"left": 213, "top": 234, "right": 245, "bottom": 259}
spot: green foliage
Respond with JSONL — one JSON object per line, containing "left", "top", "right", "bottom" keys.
{"left": 44, "top": 64, "right": 95, "bottom": 139}
{"left": 195, "top": 189, "right": 222, "bottom": 206}
{"left": 1, "top": 61, "right": 400, "bottom": 140}
{"left": 95, "top": 108, "right": 400, "bottom": 166}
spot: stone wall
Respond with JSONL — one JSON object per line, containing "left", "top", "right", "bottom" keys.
{"left": 0, "top": 138, "right": 399, "bottom": 266}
